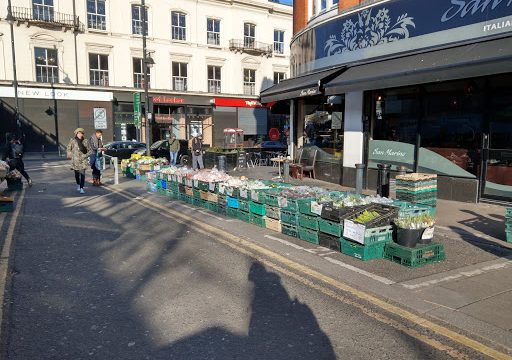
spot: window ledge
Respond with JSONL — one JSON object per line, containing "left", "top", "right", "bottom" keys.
{"left": 274, "top": 53, "right": 286, "bottom": 58}
{"left": 207, "top": 44, "right": 222, "bottom": 50}
{"left": 87, "top": 28, "right": 109, "bottom": 35}
{"left": 171, "top": 39, "right": 189, "bottom": 45}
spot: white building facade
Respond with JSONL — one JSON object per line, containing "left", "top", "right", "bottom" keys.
{"left": 0, "top": 0, "right": 292, "bottom": 150}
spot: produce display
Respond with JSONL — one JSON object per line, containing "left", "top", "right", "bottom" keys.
{"left": 0, "top": 161, "right": 9, "bottom": 181}
{"left": 192, "top": 169, "right": 231, "bottom": 183}
{"left": 354, "top": 210, "right": 380, "bottom": 224}
{"left": 395, "top": 214, "right": 435, "bottom": 229}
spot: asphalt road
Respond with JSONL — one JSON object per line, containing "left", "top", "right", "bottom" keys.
{"left": 0, "top": 160, "right": 492, "bottom": 359}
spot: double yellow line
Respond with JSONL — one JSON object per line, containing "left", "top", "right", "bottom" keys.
{"left": 113, "top": 187, "right": 512, "bottom": 359}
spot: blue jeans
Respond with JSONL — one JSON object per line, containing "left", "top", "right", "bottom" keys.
{"left": 169, "top": 151, "right": 178, "bottom": 166}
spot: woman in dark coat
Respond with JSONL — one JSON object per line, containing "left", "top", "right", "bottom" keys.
{"left": 67, "top": 128, "right": 92, "bottom": 194}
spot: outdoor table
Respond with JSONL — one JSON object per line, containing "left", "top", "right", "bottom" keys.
{"left": 270, "top": 157, "right": 287, "bottom": 180}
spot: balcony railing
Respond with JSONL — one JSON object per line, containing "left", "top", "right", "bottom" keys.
{"left": 133, "top": 74, "right": 150, "bottom": 89}
{"left": 173, "top": 77, "right": 187, "bottom": 91}
{"left": 208, "top": 80, "right": 221, "bottom": 94}
{"left": 10, "top": 6, "right": 85, "bottom": 32}
{"left": 229, "top": 39, "right": 273, "bottom": 57}
{"left": 243, "top": 83, "right": 256, "bottom": 96}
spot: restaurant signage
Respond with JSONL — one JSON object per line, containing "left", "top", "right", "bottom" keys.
{"left": 213, "top": 98, "right": 267, "bottom": 108}
{"left": 291, "top": 0, "right": 512, "bottom": 75}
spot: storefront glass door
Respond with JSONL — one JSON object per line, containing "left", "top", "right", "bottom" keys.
{"left": 481, "top": 76, "right": 512, "bottom": 202}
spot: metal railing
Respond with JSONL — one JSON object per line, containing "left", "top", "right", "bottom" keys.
{"left": 10, "top": 6, "right": 85, "bottom": 32}
{"left": 87, "top": 13, "right": 106, "bottom": 30}
{"left": 274, "top": 42, "right": 284, "bottom": 54}
{"left": 207, "top": 32, "right": 220, "bottom": 45}
{"left": 243, "top": 83, "right": 256, "bottom": 95}
{"left": 90, "top": 70, "right": 109, "bottom": 86}
{"left": 229, "top": 39, "right": 273, "bottom": 56}
{"left": 208, "top": 80, "right": 221, "bottom": 93}
{"left": 133, "top": 73, "right": 150, "bottom": 89}
{"left": 172, "top": 77, "right": 187, "bottom": 91}
{"left": 102, "top": 154, "right": 119, "bottom": 185}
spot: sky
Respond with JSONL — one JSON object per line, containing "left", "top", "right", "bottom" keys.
{"left": 277, "top": 0, "right": 293, "bottom": 5}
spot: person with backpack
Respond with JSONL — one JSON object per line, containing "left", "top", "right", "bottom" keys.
{"left": 2, "top": 134, "right": 32, "bottom": 187}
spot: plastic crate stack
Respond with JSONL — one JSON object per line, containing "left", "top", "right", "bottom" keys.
{"left": 396, "top": 173, "right": 437, "bottom": 209}
{"left": 506, "top": 208, "right": 512, "bottom": 243}
{"left": 317, "top": 203, "right": 357, "bottom": 252}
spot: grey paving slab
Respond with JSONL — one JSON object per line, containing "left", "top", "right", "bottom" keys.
{"left": 415, "top": 286, "right": 477, "bottom": 310}
{"left": 459, "top": 291, "right": 512, "bottom": 331}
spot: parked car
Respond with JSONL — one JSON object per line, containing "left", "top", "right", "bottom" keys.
{"left": 103, "top": 141, "right": 146, "bottom": 160}
{"left": 134, "top": 139, "right": 190, "bottom": 165}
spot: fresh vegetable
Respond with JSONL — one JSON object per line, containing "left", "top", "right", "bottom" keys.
{"left": 354, "top": 210, "right": 380, "bottom": 224}
{"left": 395, "top": 214, "right": 435, "bottom": 229}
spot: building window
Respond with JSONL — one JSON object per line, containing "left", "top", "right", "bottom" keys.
{"left": 132, "top": 5, "right": 148, "bottom": 35}
{"left": 243, "top": 69, "right": 255, "bottom": 95}
{"left": 244, "top": 23, "right": 255, "bottom": 48}
{"left": 133, "top": 58, "right": 150, "bottom": 89}
{"left": 87, "top": 0, "right": 106, "bottom": 30}
{"left": 35, "top": 47, "right": 58, "bottom": 83}
{"left": 274, "top": 30, "right": 284, "bottom": 54}
{"left": 89, "top": 53, "right": 109, "bottom": 86}
{"left": 172, "top": 62, "right": 188, "bottom": 91}
{"left": 207, "top": 18, "right": 220, "bottom": 46}
{"left": 273, "top": 72, "right": 286, "bottom": 84}
{"left": 32, "top": 0, "right": 54, "bottom": 21}
{"left": 207, "top": 65, "right": 221, "bottom": 93}
{"left": 171, "top": 12, "right": 186, "bottom": 41}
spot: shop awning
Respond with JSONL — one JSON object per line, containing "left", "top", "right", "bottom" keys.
{"left": 260, "top": 67, "right": 346, "bottom": 103}
{"left": 325, "top": 37, "right": 512, "bottom": 95}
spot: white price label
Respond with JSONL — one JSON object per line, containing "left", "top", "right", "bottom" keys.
{"left": 311, "top": 202, "right": 323, "bottom": 216}
{"left": 278, "top": 197, "right": 288, "bottom": 208}
{"left": 209, "top": 182, "right": 216, "bottom": 191}
{"left": 219, "top": 184, "right": 225, "bottom": 194}
{"left": 193, "top": 179, "right": 199, "bottom": 187}
{"left": 343, "top": 220, "right": 366, "bottom": 244}
{"left": 240, "top": 189, "right": 248, "bottom": 199}
{"left": 421, "top": 226, "right": 435, "bottom": 240}
{"left": 226, "top": 188, "right": 233, "bottom": 196}
{"left": 251, "top": 191, "right": 259, "bottom": 202}
{"left": 177, "top": 175, "right": 182, "bottom": 183}
{"left": 186, "top": 179, "right": 193, "bottom": 187}
{"left": 153, "top": 165, "right": 160, "bottom": 171}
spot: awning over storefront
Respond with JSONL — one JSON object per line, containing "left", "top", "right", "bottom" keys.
{"left": 325, "top": 37, "right": 512, "bottom": 95}
{"left": 260, "top": 67, "right": 346, "bottom": 103}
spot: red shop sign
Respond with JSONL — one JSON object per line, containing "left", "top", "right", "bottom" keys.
{"left": 213, "top": 98, "right": 267, "bottom": 108}
{"left": 153, "top": 96, "right": 185, "bottom": 104}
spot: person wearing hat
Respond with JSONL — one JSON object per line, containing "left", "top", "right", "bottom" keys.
{"left": 67, "top": 128, "right": 92, "bottom": 194}
{"left": 191, "top": 134, "right": 204, "bottom": 170}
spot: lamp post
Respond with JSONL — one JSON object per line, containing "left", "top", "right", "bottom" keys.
{"left": 141, "top": 0, "right": 154, "bottom": 156}
{"left": 6, "top": 0, "right": 21, "bottom": 133}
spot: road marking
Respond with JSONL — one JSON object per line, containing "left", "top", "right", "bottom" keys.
{"left": 401, "top": 260, "right": 512, "bottom": 290}
{"left": 0, "top": 190, "right": 25, "bottom": 351}
{"left": 111, "top": 187, "right": 511, "bottom": 359}
{"left": 178, "top": 203, "right": 234, "bottom": 222}
{"left": 264, "top": 235, "right": 395, "bottom": 285}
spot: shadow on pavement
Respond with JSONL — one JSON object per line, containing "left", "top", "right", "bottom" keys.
{"left": 164, "top": 262, "right": 336, "bottom": 360}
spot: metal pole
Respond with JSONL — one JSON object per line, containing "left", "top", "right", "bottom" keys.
{"left": 7, "top": 0, "right": 21, "bottom": 132}
{"left": 72, "top": 0, "right": 79, "bottom": 84}
{"left": 355, "top": 163, "right": 365, "bottom": 194}
{"left": 114, "top": 157, "right": 119, "bottom": 185}
{"left": 142, "top": 0, "right": 151, "bottom": 156}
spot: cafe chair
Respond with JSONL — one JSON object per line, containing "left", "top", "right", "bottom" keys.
{"left": 302, "top": 149, "right": 318, "bottom": 179}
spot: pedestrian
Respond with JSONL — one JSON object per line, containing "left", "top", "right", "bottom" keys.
{"left": 2, "top": 134, "right": 32, "bottom": 186}
{"left": 191, "top": 134, "right": 204, "bottom": 170}
{"left": 168, "top": 133, "right": 180, "bottom": 166}
{"left": 89, "top": 130, "right": 106, "bottom": 186}
{"left": 67, "top": 128, "right": 92, "bottom": 194}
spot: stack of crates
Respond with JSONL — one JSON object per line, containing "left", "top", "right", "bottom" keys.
{"left": 6, "top": 178, "right": 23, "bottom": 191}
{"left": 396, "top": 173, "right": 437, "bottom": 209}
{"left": 145, "top": 171, "right": 158, "bottom": 193}
{"left": 297, "top": 199, "right": 320, "bottom": 245}
{"left": 166, "top": 174, "right": 180, "bottom": 199}
{"left": 506, "top": 208, "right": 512, "bottom": 243}
{"left": 340, "top": 204, "right": 398, "bottom": 261}
{"left": 264, "top": 189, "right": 298, "bottom": 237}
{"left": 384, "top": 242, "right": 445, "bottom": 267}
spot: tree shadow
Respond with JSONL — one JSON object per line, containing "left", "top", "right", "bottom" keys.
{"left": 164, "top": 262, "right": 336, "bottom": 360}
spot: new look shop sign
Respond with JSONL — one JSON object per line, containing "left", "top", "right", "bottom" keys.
{"left": 0, "top": 87, "right": 113, "bottom": 101}
{"left": 293, "top": 0, "right": 512, "bottom": 73}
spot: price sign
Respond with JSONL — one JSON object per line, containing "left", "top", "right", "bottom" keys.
{"left": 219, "top": 184, "right": 225, "bottom": 194}
{"left": 277, "top": 197, "right": 288, "bottom": 208}
{"left": 194, "top": 179, "right": 199, "bottom": 188}
{"left": 343, "top": 220, "right": 366, "bottom": 244}
{"left": 240, "top": 189, "right": 248, "bottom": 199}
{"left": 422, "top": 227, "right": 435, "bottom": 240}
{"left": 310, "top": 202, "right": 323, "bottom": 216}
{"left": 226, "top": 187, "right": 233, "bottom": 196}
{"left": 209, "top": 182, "right": 216, "bottom": 192}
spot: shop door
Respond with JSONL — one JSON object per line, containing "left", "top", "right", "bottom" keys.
{"left": 481, "top": 120, "right": 512, "bottom": 202}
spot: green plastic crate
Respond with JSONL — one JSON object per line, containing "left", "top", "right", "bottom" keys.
{"left": 281, "top": 210, "right": 299, "bottom": 226}
{"left": 298, "top": 213, "right": 319, "bottom": 231}
{"left": 341, "top": 238, "right": 388, "bottom": 261}
{"left": 318, "top": 218, "right": 343, "bottom": 237}
{"left": 265, "top": 206, "right": 280, "bottom": 220}
{"left": 343, "top": 223, "right": 393, "bottom": 245}
{"left": 283, "top": 197, "right": 316, "bottom": 212}
{"left": 298, "top": 199, "right": 317, "bottom": 216}
{"left": 249, "top": 201, "right": 266, "bottom": 216}
{"left": 384, "top": 242, "right": 445, "bottom": 267}
{"left": 180, "top": 194, "right": 193, "bottom": 204}
{"left": 298, "top": 227, "right": 320, "bottom": 245}
{"left": 238, "top": 210, "right": 251, "bottom": 223}
{"left": 157, "top": 187, "right": 166, "bottom": 196}
{"left": 207, "top": 202, "right": 219, "bottom": 212}
{"left": 217, "top": 204, "right": 227, "bottom": 215}
{"left": 505, "top": 208, "right": 512, "bottom": 218}
{"left": 227, "top": 207, "right": 238, "bottom": 218}
{"left": 506, "top": 230, "right": 512, "bottom": 243}
{"left": 282, "top": 223, "right": 298, "bottom": 238}
{"left": 238, "top": 199, "right": 250, "bottom": 212}
{"left": 0, "top": 202, "right": 14, "bottom": 212}
{"left": 250, "top": 213, "right": 266, "bottom": 227}
{"left": 194, "top": 180, "right": 210, "bottom": 191}
{"left": 192, "top": 188, "right": 201, "bottom": 199}
{"left": 318, "top": 233, "right": 341, "bottom": 251}
{"left": 264, "top": 189, "right": 283, "bottom": 207}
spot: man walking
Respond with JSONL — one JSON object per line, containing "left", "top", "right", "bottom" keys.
{"left": 168, "top": 134, "right": 179, "bottom": 166}
{"left": 191, "top": 135, "right": 204, "bottom": 170}
{"left": 2, "top": 134, "right": 32, "bottom": 186}
{"left": 89, "top": 130, "right": 105, "bottom": 186}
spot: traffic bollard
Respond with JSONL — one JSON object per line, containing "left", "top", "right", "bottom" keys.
{"left": 355, "top": 163, "right": 365, "bottom": 194}
{"left": 377, "top": 163, "right": 391, "bottom": 198}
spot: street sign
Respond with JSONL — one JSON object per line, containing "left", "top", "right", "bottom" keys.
{"left": 93, "top": 107, "right": 108, "bottom": 129}
{"left": 133, "top": 92, "right": 141, "bottom": 129}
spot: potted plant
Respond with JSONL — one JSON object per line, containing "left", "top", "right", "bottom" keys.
{"left": 394, "top": 214, "right": 436, "bottom": 247}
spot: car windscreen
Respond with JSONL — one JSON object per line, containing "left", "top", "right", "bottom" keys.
{"left": 150, "top": 140, "right": 165, "bottom": 150}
